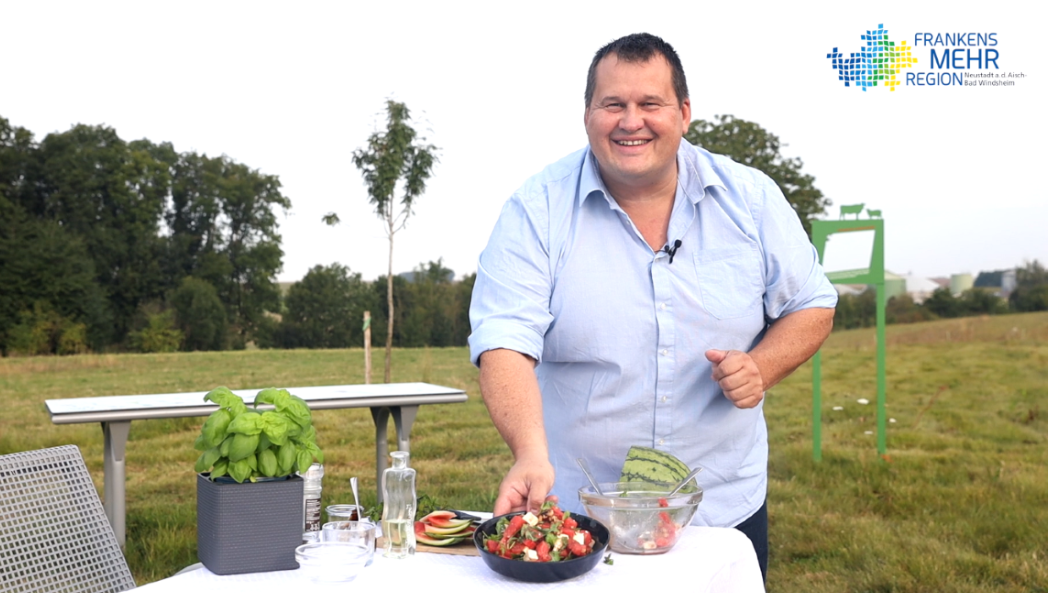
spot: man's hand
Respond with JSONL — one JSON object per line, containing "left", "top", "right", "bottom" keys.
{"left": 705, "top": 349, "right": 765, "bottom": 409}
{"left": 493, "top": 454, "right": 557, "bottom": 516}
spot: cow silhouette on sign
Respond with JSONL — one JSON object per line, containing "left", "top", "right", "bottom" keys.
{"left": 839, "top": 203, "right": 865, "bottom": 219}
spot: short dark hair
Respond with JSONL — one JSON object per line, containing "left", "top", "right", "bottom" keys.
{"left": 585, "top": 33, "right": 689, "bottom": 108}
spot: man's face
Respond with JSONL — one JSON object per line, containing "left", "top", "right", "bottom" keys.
{"left": 584, "top": 54, "right": 691, "bottom": 193}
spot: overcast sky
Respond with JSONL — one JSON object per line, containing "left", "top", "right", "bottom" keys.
{"left": 2, "top": 0, "right": 1043, "bottom": 283}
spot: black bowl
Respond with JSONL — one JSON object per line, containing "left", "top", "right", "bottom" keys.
{"left": 472, "top": 511, "right": 610, "bottom": 583}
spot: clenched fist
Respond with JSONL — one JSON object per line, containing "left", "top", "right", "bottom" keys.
{"left": 705, "top": 349, "right": 765, "bottom": 409}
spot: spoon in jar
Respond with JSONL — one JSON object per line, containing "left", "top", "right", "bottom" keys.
{"left": 350, "top": 476, "right": 362, "bottom": 520}
{"left": 667, "top": 467, "right": 704, "bottom": 497}
{"left": 576, "top": 458, "right": 604, "bottom": 496}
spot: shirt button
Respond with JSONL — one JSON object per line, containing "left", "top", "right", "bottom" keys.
{"left": 658, "top": 439, "right": 665, "bottom": 445}
{"left": 661, "top": 396, "right": 667, "bottom": 403}
{"left": 659, "top": 303, "right": 667, "bottom": 310}
{"left": 660, "top": 349, "right": 668, "bottom": 356}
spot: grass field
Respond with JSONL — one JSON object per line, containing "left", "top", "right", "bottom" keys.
{"left": 2, "top": 313, "right": 1046, "bottom": 592}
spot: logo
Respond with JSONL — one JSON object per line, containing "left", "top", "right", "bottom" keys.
{"left": 826, "top": 24, "right": 916, "bottom": 92}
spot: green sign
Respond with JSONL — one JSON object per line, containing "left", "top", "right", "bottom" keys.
{"left": 810, "top": 208, "right": 887, "bottom": 460}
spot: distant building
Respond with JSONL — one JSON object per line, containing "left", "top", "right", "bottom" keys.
{"left": 974, "top": 269, "right": 1017, "bottom": 298}
{"left": 950, "top": 273, "right": 973, "bottom": 296}
{"left": 899, "top": 274, "right": 942, "bottom": 304}
{"left": 834, "top": 284, "right": 868, "bottom": 297}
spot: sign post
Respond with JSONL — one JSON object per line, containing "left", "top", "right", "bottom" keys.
{"left": 810, "top": 207, "right": 887, "bottom": 460}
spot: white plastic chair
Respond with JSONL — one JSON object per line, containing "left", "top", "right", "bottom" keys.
{"left": 0, "top": 445, "right": 135, "bottom": 592}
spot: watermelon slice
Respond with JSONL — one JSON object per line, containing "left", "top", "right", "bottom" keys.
{"left": 423, "top": 518, "right": 473, "bottom": 534}
{"left": 416, "top": 532, "right": 467, "bottom": 546}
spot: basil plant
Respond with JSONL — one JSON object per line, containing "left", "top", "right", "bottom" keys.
{"left": 194, "top": 386, "right": 324, "bottom": 483}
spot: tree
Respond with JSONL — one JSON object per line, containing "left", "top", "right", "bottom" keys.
{"left": 30, "top": 125, "right": 169, "bottom": 345}
{"left": 171, "top": 277, "right": 228, "bottom": 351}
{"left": 923, "top": 287, "right": 961, "bottom": 319}
{"left": 324, "top": 100, "right": 438, "bottom": 381}
{"left": 0, "top": 194, "right": 109, "bottom": 354}
{"left": 282, "top": 264, "right": 371, "bottom": 349}
{"left": 166, "top": 152, "right": 290, "bottom": 345}
{"left": 1010, "top": 260, "right": 1048, "bottom": 312}
{"left": 685, "top": 115, "right": 830, "bottom": 237}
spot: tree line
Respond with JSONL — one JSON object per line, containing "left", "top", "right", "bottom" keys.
{"left": 834, "top": 260, "right": 1048, "bottom": 330}
{"left": 1, "top": 115, "right": 288, "bottom": 355}
{"left": 258, "top": 260, "right": 473, "bottom": 351}
{"left": 2, "top": 111, "right": 837, "bottom": 355}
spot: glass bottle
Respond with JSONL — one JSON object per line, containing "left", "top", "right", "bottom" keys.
{"left": 381, "top": 451, "right": 416, "bottom": 558}
{"left": 301, "top": 463, "right": 324, "bottom": 537}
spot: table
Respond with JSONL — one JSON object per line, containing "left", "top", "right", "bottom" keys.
{"left": 44, "top": 382, "right": 467, "bottom": 547}
{"left": 134, "top": 526, "right": 765, "bottom": 593}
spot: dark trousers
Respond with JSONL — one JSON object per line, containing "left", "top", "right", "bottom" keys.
{"left": 733, "top": 499, "right": 768, "bottom": 583}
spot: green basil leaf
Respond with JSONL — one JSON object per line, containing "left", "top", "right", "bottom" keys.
{"left": 203, "top": 386, "right": 238, "bottom": 408}
{"left": 292, "top": 425, "right": 317, "bottom": 446}
{"left": 229, "top": 399, "right": 248, "bottom": 417}
{"left": 210, "top": 459, "right": 228, "bottom": 479}
{"left": 201, "top": 409, "right": 233, "bottom": 448}
{"left": 296, "top": 448, "right": 313, "bottom": 473}
{"left": 193, "top": 433, "right": 209, "bottom": 452}
{"left": 229, "top": 458, "right": 252, "bottom": 483}
{"left": 228, "top": 410, "right": 263, "bottom": 436}
{"left": 253, "top": 388, "right": 281, "bottom": 407}
{"left": 303, "top": 440, "right": 323, "bottom": 464}
{"left": 195, "top": 447, "right": 222, "bottom": 472}
{"left": 261, "top": 411, "right": 292, "bottom": 446}
{"left": 258, "top": 448, "right": 278, "bottom": 477}
{"left": 229, "top": 433, "right": 260, "bottom": 462}
{"left": 256, "top": 432, "right": 271, "bottom": 453}
{"left": 278, "top": 443, "right": 297, "bottom": 475}
{"left": 245, "top": 453, "right": 257, "bottom": 471}
{"left": 219, "top": 435, "right": 234, "bottom": 457}
{"left": 281, "top": 395, "right": 312, "bottom": 428}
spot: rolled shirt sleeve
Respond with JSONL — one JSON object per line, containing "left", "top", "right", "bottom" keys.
{"left": 469, "top": 191, "right": 555, "bottom": 366}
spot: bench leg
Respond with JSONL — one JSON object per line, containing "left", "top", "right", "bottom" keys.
{"left": 390, "top": 405, "right": 419, "bottom": 453}
{"left": 370, "top": 407, "right": 390, "bottom": 504}
{"left": 101, "top": 420, "right": 131, "bottom": 548}
{"left": 369, "top": 405, "right": 420, "bottom": 504}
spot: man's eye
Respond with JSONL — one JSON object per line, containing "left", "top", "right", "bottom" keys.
{"left": 603, "top": 103, "right": 624, "bottom": 111}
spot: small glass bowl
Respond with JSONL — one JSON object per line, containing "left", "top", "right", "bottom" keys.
{"left": 294, "top": 541, "right": 370, "bottom": 582}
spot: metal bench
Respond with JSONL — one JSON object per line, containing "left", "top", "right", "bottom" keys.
{"left": 45, "top": 382, "right": 467, "bottom": 547}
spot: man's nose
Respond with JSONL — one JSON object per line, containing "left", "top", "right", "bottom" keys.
{"left": 618, "top": 104, "right": 644, "bottom": 132}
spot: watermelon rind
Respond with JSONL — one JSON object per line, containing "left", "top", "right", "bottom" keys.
{"left": 416, "top": 533, "right": 467, "bottom": 546}
{"left": 425, "top": 523, "right": 475, "bottom": 536}
{"left": 619, "top": 446, "right": 692, "bottom": 487}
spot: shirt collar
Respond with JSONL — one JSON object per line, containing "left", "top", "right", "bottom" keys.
{"left": 579, "top": 141, "right": 730, "bottom": 208}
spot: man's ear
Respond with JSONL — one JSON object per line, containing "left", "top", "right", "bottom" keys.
{"left": 680, "top": 98, "right": 692, "bottom": 135}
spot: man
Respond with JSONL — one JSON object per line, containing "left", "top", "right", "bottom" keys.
{"left": 468, "top": 33, "right": 836, "bottom": 579}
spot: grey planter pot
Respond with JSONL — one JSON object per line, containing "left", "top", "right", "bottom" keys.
{"left": 197, "top": 473, "right": 304, "bottom": 575}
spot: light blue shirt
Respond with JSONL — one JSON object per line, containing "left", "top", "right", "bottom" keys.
{"left": 469, "top": 141, "right": 837, "bottom": 527}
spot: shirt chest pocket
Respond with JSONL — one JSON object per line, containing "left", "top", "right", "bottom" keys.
{"left": 693, "top": 247, "right": 765, "bottom": 320}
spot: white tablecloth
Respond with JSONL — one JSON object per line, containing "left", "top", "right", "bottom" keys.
{"left": 136, "top": 526, "right": 764, "bottom": 593}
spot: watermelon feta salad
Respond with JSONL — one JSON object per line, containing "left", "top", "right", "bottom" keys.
{"left": 483, "top": 502, "right": 596, "bottom": 562}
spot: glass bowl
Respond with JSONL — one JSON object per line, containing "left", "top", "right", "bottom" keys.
{"left": 294, "top": 541, "right": 370, "bottom": 582}
{"left": 579, "top": 481, "right": 703, "bottom": 554}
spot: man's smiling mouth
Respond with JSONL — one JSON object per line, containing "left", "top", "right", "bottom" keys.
{"left": 615, "top": 139, "right": 650, "bottom": 146}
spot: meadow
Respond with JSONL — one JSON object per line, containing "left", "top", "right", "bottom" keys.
{"left": 1, "top": 313, "right": 1046, "bottom": 592}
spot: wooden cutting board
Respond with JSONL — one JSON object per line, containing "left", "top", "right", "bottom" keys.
{"left": 377, "top": 536, "right": 480, "bottom": 556}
